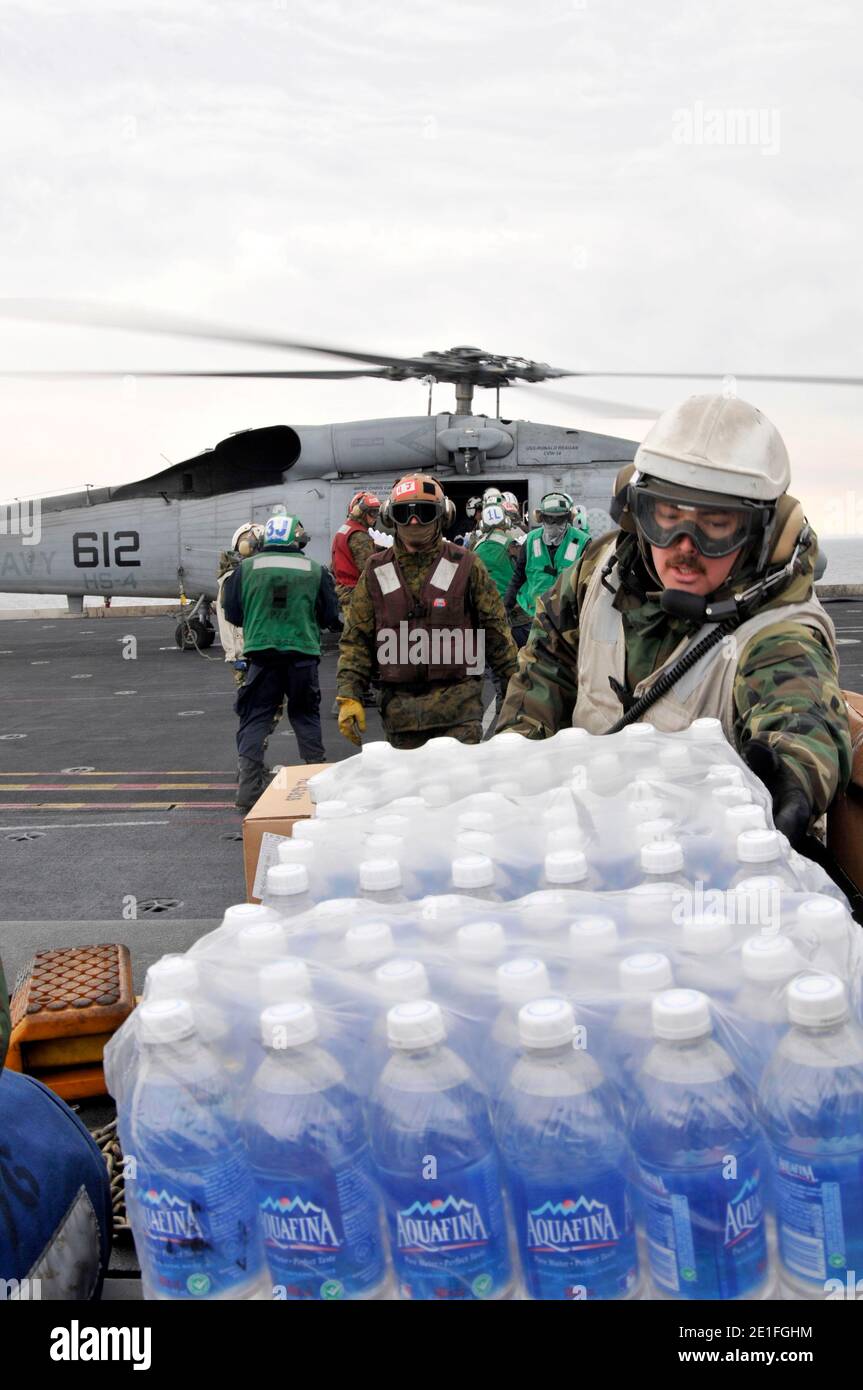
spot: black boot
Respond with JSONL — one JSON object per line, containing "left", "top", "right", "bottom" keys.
{"left": 236, "top": 756, "right": 266, "bottom": 813}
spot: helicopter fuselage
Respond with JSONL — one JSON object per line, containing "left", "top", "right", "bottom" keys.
{"left": 0, "top": 413, "right": 637, "bottom": 601}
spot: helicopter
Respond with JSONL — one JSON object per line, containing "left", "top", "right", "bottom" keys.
{"left": 0, "top": 300, "right": 852, "bottom": 649}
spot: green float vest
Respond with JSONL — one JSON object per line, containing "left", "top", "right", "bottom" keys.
{"left": 517, "top": 525, "right": 587, "bottom": 616}
{"left": 473, "top": 528, "right": 516, "bottom": 600}
{"left": 239, "top": 549, "right": 323, "bottom": 656}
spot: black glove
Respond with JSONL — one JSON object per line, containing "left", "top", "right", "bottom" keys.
{"left": 741, "top": 739, "right": 813, "bottom": 848}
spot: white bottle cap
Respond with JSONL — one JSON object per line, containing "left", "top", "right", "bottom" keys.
{"left": 569, "top": 916, "right": 619, "bottom": 958}
{"left": 741, "top": 934, "right": 800, "bottom": 983}
{"left": 345, "top": 920, "right": 395, "bottom": 965}
{"left": 681, "top": 912, "right": 733, "bottom": 955}
{"left": 712, "top": 784, "right": 752, "bottom": 808}
{"left": 706, "top": 764, "right": 744, "bottom": 784}
{"left": 497, "top": 957, "right": 551, "bottom": 1004}
{"left": 689, "top": 717, "right": 724, "bottom": 741}
{"left": 640, "top": 839, "right": 684, "bottom": 874}
{"left": 259, "top": 957, "right": 312, "bottom": 1004}
{"left": 556, "top": 726, "right": 590, "bottom": 747}
{"left": 652, "top": 988, "right": 711, "bottom": 1040}
{"left": 456, "top": 830, "right": 495, "bottom": 856}
{"left": 296, "top": 819, "right": 332, "bottom": 843}
{"left": 375, "top": 958, "right": 430, "bottom": 1002}
{"left": 787, "top": 973, "right": 848, "bottom": 1026}
{"left": 546, "top": 825, "right": 586, "bottom": 853}
{"left": 146, "top": 956, "right": 198, "bottom": 997}
{"left": 736, "top": 828, "right": 785, "bottom": 865}
{"left": 139, "top": 997, "right": 196, "bottom": 1044}
{"left": 797, "top": 896, "right": 851, "bottom": 943}
{"left": 427, "top": 735, "right": 461, "bottom": 758}
{"left": 629, "top": 798, "right": 665, "bottom": 824}
{"left": 222, "top": 902, "right": 278, "bottom": 928}
{"left": 725, "top": 803, "right": 767, "bottom": 834}
{"left": 457, "top": 810, "right": 495, "bottom": 834}
{"left": 387, "top": 999, "right": 445, "bottom": 1049}
{"left": 238, "top": 920, "right": 287, "bottom": 958}
{"left": 372, "top": 814, "right": 410, "bottom": 836}
{"left": 518, "top": 997, "right": 575, "bottom": 1048}
{"left": 359, "top": 858, "right": 402, "bottom": 892}
{"left": 360, "top": 740, "right": 395, "bottom": 766}
{"left": 452, "top": 854, "right": 494, "bottom": 889}
{"left": 544, "top": 849, "right": 588, "bottom": 884}
{"left": 627, "top": 881, "right": 678, "bottom": 927}
{"left": 619, "top": 952, "right": 674, "bottom": 994}
{"left": 733, "top": 875, "right": 785, "bottom": 897}
{"left": 390, "top": 796, "right": 426, "bottom": 813}
{"left": 635, "top": 818, "right": 676, "bottom": 848}
{"left": 420, "top": 782, "right": 452, "bottom": 807}
{"left": 364, "top": 833, "right": 404, "bottom": 856}
{"left": 622, "top": 723, "right": 656, "bottom": 741}
{"left": 314, "top": 799, "right": 353, "bottom": 820}
{"left": 419, "top": 895, "right": 467, "bottom": 935}
{"left": 277, "top": 837, "right": 315, "bottom": 866}
{"left": 456, "top": 920, "right": 506, "bottom": 963}
{"left": 493, "top": 731, "right": 526, "bottom": 761}
{"left": 312, "top": 898, "right": 356, "bottom": 933}
{"left": 659, "top": 744, "right": 692, "bottom": 773}
{"left": 589, "top": 753, "right": 622, "bottom": 788}
{"left": 266, "top": 863, "right": 310, "bottom": 897}
{"left": 261, "top": 999, "right": 317, "bottom": 1048}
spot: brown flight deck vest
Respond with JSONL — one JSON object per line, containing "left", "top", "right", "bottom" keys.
{"left": 367, "top": 542, "right": 476, "bottom": 684}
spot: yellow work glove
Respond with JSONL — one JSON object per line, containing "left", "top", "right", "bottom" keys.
{"left": 337, "top": 697, "right": 366, "bottom": 747}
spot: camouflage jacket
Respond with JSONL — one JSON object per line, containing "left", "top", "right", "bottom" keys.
{"left": 337, "top": 534, "right": 518, "bottom": 698}
{"left": 498, "top": 529, "right": 852, "bottom": 817}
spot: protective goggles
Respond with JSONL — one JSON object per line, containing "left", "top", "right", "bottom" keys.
{"left": 630, "top": 484, "right": 764, "bottom": 558}
{"left": 390, "top": 500, "right": 443, "bottom": 524}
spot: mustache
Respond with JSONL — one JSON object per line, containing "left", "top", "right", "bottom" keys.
{"left": 665, "top": 549, "right": 704, "bottom": 570}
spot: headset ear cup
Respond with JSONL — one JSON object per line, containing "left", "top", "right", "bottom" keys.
{"left": 532, "top": 509, "right": 541, "bottom": 524}
{"left": 610, "top": 463, "right": 637, "bottom": 532}
{"left": 768, "top": 495, "right": 805, "bottom": 565}
{"left": 445, "top": 498, "right": 455, "bottom": 525}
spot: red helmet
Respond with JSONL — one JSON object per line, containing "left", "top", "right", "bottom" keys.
{"left": 349, "top": 490, "right": 381, "bottom": 519}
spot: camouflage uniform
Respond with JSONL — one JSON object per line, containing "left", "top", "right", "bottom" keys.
{"left": 335, "top": 527, "right": 377, "bottom": 614}
{"left": 338, "top": 536, "right": 518, "bottom": 748}
{"left": 216, "top": 549, "right": 246, "bottom": 685}
{"left": 498, "top": 530, "right": 852, "bottom": 821}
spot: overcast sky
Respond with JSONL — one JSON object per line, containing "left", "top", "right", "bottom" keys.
{"left": 1, "top": 0, "right": 861, "bottom": 533}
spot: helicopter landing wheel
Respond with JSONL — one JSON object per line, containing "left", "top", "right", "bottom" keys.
{"left": 175, "top": 617, "right": 215, "bottom": 651}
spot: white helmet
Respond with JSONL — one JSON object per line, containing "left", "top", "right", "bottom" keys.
{"left": 231, "top": 521, "right": 263, "bottom": 555}
{"left": 481, "top": 503, "right": 505, "bottom": 529}
{"left": 634, "top": 394, "right": 790, "bottom": 503}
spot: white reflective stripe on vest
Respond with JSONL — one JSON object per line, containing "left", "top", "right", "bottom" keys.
{"left": 488, "top": 530, "right": 509, "bottom": 546}
{"left": 563, "top": 539, "right": 578, "bottom": 562}
{"left": 573, "top": 536, "right": 839, "bottom": 739}
{"left": 252, "top": 554, "right": 312, "bottom": 571}
{"left": 337, "top": 523, "right": 350, "bottom": 534}
{"left": 375, "top": 561, "right": 401, "bottom": 595}
{"left": 532, "top": 537, "right": 542, "bottom": 558}
{"left": 428, "top": 556, "right": 459, "bottom": 591}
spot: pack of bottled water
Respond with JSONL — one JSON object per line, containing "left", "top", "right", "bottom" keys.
{"left": 105, "top": 722, "right": 863, "bottom": 1302}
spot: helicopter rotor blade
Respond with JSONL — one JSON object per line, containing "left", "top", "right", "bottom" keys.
{"left": 0, "top": 367, "right": 394, "bottom": 381}
{"left": 0, "top": 298, "right": 446, "bottom": 374}
{"left": 511, "top": 384, "right": 660, "bottom": 418}
{"left": 548, "top": 369, "right": 863, "bottom": 388}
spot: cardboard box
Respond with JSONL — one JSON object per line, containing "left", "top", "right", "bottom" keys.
{"left": 243, "top": 763, "right": 330, "bottom": 901}
{"left": 826, "top": 690, "right": 863, "bottom": 897}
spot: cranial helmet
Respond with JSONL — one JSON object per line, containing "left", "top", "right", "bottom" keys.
{"left": 349, "top": 490, "right": 381, "bottom": 520}
{"left": 231, "top": 521, "right": 264, "bottom": 556}
{"left": 533, "top": 491, "right": 574, "bottom": 524}
{"left": 481, "top": 503, "right": 506, "bottom": 529}
{"left": 612, "top": 395, "right": 801, "bottom": 576}
{"left": 380, "top": 474, "right": 456, "bottom": 528}
{"left": 264, "top": 514, "right": 308, "bottom": 548}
